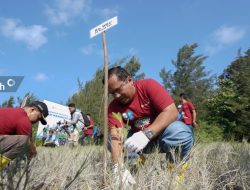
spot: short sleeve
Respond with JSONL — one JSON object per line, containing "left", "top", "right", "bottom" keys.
{"left": 188, "top": 102, "right": 195, "bottom": 111}
{"left": 144, "top": 79, "right": 174, "bottom": 112}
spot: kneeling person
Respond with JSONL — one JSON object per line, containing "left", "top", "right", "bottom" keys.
{"left": 107, "top": 67, "right": 194, "bottom": 182}
{"left": 0, "top": 101, "right": 48, "bottom": 170}
{"left": 43, "top": 129, "right": 56, "bottom": 147}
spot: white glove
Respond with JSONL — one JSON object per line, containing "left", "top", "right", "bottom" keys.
{"left": 112, "top": 164, "right": 136, "bottom": 188}
{"left": 124, "top": 131, "right": 150, "bottom": 153}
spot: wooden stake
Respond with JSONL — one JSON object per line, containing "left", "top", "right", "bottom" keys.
{"left": 102, "top": 31, "right": 109, "bottom": 185}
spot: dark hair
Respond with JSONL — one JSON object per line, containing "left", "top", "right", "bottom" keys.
{"left": 179, "top": 93, "right": 188, "bottom": 100}
{"left": 67, "top": 103, "right": 76, "bottom": 108}
{"left": 102, "top": 66, "right": 130, "bottom": 84}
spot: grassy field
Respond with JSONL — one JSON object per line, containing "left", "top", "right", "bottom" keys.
{"left": 1, "top": 142, "right": 250, "bottom": 190}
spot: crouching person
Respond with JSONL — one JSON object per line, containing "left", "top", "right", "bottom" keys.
{"left": 107, "top": 67, "right": 194, "bottom": 186}
{"left": 43, "top": 129, "right": 56, "bottom": 147}
{"left": 0, "top": 101, "right": 48, "bottom": 170}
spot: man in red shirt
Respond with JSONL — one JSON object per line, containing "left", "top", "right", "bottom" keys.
{"left": 0, "top": 101, "right": 48, "bottom": 170}
{"left": 83, "top": 114, "right": 94, "bottom": 145}
{"left": 179, "top": 93, "right": 198, "bottom": 128}
{"left": 107, "top": 67, "right": 194, "bottom": 186}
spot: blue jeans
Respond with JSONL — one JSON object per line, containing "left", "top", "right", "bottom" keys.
{"left": 127, "top": 121, "right": 194, "bottom": 162}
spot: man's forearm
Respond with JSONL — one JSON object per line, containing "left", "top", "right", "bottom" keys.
{"left": 85, "top": 125, "right": 94, "bottom": 129}
{"left": 65, "top": 119, "right": 76, "bottom": 125}
{"left": 192, "top": 110, "right": 197, "bottom": 123}
{"left": 111, "top": 139, "right": 122, "bottom": 164}
{"left": 29, "top": 139, "right": 37, "bottom": 159}
{"left": 110, "top": 128, "right": 123, "bottom": 164}
{"left": 148, "top": 103, "right": 178, "bottom": 137}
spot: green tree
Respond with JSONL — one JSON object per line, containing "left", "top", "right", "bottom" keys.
{"left": 0, "top": 93, "right": 38, "bottom": 108}
{"left": 1, "top": 96, "right": 15, "bottom": 107}
{"left": 17, "top": 92, "right": 38, "bottom": 107}
{"left": 124, "top": 56, "right": 145, "bottom": 80}
{"left": 112, "top": 56, "right": 145, "bottom": 80}
{"left": 160, "top": 43, "right": 214, "bottom": 118}
{"left": 69, "top": 69, "right": 105, "bottom": 128}
{"left": 195, "top": 121, "right": 223, "bottom": 143}
{"left": 207, "top": 49, "right": 250, "bottom": 140}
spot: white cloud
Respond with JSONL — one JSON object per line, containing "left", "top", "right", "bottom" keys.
{"left": 95, "top": 7, "right": 119, "bottom": 19}
{"left": 0, "top": 18, "right": 48, "bottom": 50}
{"left": 44, "top": 0, "right": 91, "bottom": 25}
{"left": 34, "top": 73, "right": 49, "bottom": 82}
{"left": 44, "top": 1, "right": 119, "bottom": 26}
{"left": 129, "top": 48, "right": 138, "bottom": 55}
{"left": 80, "top": 43, "right": 103, "bottom": 56}
{"left": 205, "top": 44, "right": 223, "bottom": 55}
{"left": 81, "top": 44, "right": 95, "bottom": 55}
{"left": 55, "top": 31, "right": 68, "bottom": 38}
{"left": 205, "top": 25, "right": 246, "bottom": 55}
{"left": 213, "top": 25, "right": 246, "bottom": 45}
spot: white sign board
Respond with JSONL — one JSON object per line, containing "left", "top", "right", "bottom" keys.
{"left": 90, "top": 16, "right": 118, "bottom": 38}
{"left": 36, "top": 100, "right": 71, "bottom": 138}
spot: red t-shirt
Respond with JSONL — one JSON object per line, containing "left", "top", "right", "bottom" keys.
{"left": 181, "top": 102, "right": 195, "bottom": 125}
{"left": 0, "top": 108, "right": 32, "bottom": 137}
{"left": 108, "top": 79, "right": 174, "bottom": 132}
{"left": 84, "top": 116, "right": 94, "bottom": 135}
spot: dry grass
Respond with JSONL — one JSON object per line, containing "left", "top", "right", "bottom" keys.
{"left": 1, "top": 142, "right": 250, "bottom": 190}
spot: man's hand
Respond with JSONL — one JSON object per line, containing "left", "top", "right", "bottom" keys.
{"left": 28, "top": 139, "right": 37, "bottom": 159}
{"left": 112, "top": 164, "right": 136, "bottom": 187}
{"left": 193, "top": 121, "right": 198, "bottom": 128}
{"left": 29, "top": 147, "right": 37, "bottom": 159}
{"left": 124, "top": 131, "right": 150, "bottom": 153}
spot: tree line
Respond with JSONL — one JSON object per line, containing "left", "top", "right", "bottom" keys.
{"left": 67, "top": 43, "right": 249, "bottom": 142}
{"left": 1, "top": 44, "right": 249, "bottom": 142}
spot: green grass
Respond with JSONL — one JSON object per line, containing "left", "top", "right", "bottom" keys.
{"left": 1, "top": 143, "right": 250, "bottom": 190}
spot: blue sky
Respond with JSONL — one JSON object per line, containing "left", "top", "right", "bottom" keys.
{"left": 0, "top": 0, "right": 249, "bottom": 105}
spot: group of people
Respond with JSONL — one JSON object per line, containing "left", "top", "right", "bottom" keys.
{"left": 42, "top": 127, "right": 68, "bottom": 147}
{"left": 0, "top": 66, "right": 197, "bottom": 187}
{"left": 42, "top": 104, "right": 102, "bottom": 147}
{"left": 64, "top": 103, "right": 102, "bottom": 146}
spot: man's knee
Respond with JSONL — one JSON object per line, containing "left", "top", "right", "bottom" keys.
{"left": 160, "top": 121, "right": 193, "bottom": 141}
{"left": 17, "top": 135, "right": 29, "bottom": 147}
{"left": 159, "top": 121, "right": 194, "bottom": 155}
{"left": 0, "top": 135, "right": 29, "bottom": 160}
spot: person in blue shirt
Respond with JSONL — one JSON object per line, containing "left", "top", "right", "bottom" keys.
{"left": 177, "top": 105, "right": 183, "bottom": 121}
{"left": 43, "top": 129, "right": 56, "bottom": 147}
{"left": 93, "top": 126, "right": 99, "bottom": 145}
